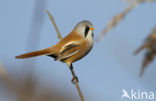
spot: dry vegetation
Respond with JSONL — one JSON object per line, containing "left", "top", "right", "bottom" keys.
{"left": 97, "top": 0, "right": 156, "bottom": 76}
{"left": 0, "top": 0, "right": 156, "bottom": 101}
{"left": 134, "top": 26, "right": 156, "bottom": 76}
{"left": 0, "top": 63, "right": 75, "bottom": 101}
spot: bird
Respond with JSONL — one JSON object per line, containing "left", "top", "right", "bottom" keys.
{"left": 15, "top": 20, "right": 94, "bottom": 83}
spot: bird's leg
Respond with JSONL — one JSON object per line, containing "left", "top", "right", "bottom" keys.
{"left": 69, "top": 64, "right": 79, "bottom": 84}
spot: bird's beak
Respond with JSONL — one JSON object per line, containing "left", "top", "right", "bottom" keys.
{"left": 90, "top": 27, "right": 94, "bottom": 30}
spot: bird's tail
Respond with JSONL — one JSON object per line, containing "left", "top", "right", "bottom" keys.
{"left": 15, "top": 48, "right": 52, "bottom": 59}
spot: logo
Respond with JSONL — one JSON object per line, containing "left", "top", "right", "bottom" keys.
{"left": 121, "top": 89, "right": 155, "bottom": 100}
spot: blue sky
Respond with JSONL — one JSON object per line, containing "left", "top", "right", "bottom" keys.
{"left": 0, "top": 0, "right": 156, "bottom": 101}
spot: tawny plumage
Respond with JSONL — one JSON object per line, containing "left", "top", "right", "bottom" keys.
{"left": 15, "top": 48, "right": 52, "bottom": 59}
{"left": 15, "top": 20, "right": 94, "bottom": 83}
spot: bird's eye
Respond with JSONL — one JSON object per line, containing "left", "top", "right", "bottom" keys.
{"left": 85, "top": 26, "right": 90, "bottom": 37}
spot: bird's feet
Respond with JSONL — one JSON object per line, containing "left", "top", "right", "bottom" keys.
{"left": 71, "top": 76, "right": 79, "bottom": 84}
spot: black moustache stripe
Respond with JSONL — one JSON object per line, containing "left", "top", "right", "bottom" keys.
{"left": 85, "top": 26, "right": 90, "bottom": 37}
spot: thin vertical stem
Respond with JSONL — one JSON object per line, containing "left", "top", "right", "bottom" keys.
{"left": 46, "top": 10, "right": 85, "bottom": 101}
{"left": 70, "top": 64, "right": 84, "bottom": 101}
{"left": 46, "top": 10, "right": 62, "bottom": 40}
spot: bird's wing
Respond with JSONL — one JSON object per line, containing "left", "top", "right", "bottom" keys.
{"left": 57, "top": 50, "right": 79, "bottom": 60}
{"left": 60, "top": 41, "right": 80, "bottom": 54}
{"left": 56, "top": 41, "right": 80, "bottom": 60}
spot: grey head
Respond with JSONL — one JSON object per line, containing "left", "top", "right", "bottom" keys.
{"left": 74, "top": 20, "right": 94, "bottom": 43}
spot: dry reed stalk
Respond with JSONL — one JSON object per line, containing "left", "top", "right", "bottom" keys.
{"left": 125, "top": 0, "right": 156, "bottom": 3}
{"left": 96, "top": 3, "right": 137, "bottom": 41}
{"left": 97, "top": 0, "right": 156, "bottom": 41}
{"left": 134, "top": 26, "right": 156, "bottom": 76}
{"left": 46, "top": 10, "right": 84, "bottom": 101}
{"left": 46, "top": 10, "right": 62, "bottom": 40}
{"left": 0, "top": 61, "right": 9, "bottom": 81}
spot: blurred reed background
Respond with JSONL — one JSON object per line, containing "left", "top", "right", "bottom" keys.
{"left": 0, "top": 0, "right": 156, "bottom": 101}
{"left": 97, "top": 0, "right": 156, "bottom": 77}
{"left": 0, "top": 0, "right": 76, "bottom": 101}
